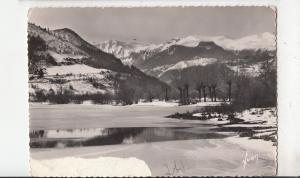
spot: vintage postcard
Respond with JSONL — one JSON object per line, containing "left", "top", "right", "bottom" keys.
{"left": 28, "top": 7, "right": 277, "bottom": 176}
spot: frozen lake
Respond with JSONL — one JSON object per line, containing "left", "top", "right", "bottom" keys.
{"left": 29, "top": 102, "right": 215, "bottom": 129}
{"left": 29, "top": 103, "right": 276, "bottom": 176}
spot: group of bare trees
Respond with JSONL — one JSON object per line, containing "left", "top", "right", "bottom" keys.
{"left": 177, "top": 82, "right": 223, "bottom": 105}
{"left": 172, "top": 64, "right": 234, "bottom": 105}
{"left": 177, "top": 84, "right": 190, "bottom": 105}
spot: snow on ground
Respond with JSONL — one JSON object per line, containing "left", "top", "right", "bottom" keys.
{"left": 190, "top": 101, "right": 224, "bottom": 107}
{"left": 168, "top": 58, "right": 218, "bottom": 71}
{"left": 132, "top": 100, "right": 223, "bottom": 107}
{"left": 132, "top": 100, "right": 178, "bottom": 107}
{"left": 155, "top": 58, "right": 218, "bottom": 77}
{"left": 68, "top": 80, "right": 108, "bottom": 94}
{"left": 46, "top": 64, "right": 108, "bottom": 75}
{"left": 236, "top": 108, "right": 277, "bottom": 127}
{"left": 30, "top": 156, "right": 151, "bottom": 177}
{"left": 192, "top": 107, "right": 276, "bottom": 128}
{"left": 207, "top": 107, "right": 277, "bottom": 129}
{"left": 29, "top": 68, "right": 114, "bottom": 97}
{"left": 31, "top": 137, "right": 276, "bottom": 176}
{"left": 228, "top": 63, "right": 262, "bottom": 77}
{"left": 29, "top": 80, "right": 107, "bottom": 95}
{"left": 191, "top": 107, "right": 277, "bottom": 143}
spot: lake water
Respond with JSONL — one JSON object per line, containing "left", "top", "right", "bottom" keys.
{"left": 30, "top": 126, "right": 232, "bottom": 148}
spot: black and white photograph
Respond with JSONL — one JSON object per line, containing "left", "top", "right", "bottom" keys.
{"left": 28, "top": 7, "right": 277, "bottom": 176}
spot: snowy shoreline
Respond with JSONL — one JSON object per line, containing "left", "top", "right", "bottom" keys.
{"left": 167, "top": 106, "right": 277, "bottom": 144}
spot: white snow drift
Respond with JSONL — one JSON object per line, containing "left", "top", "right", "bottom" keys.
{"left": 30, "top": 157, "right": 151, "bottom": 177}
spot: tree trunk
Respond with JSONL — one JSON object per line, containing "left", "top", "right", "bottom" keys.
{"left": 178, "top": 87, "right": 183, "bottom": 104}
{"left": 212, "top": 86, "right": 217, "bottom": 102}
{"left": 185, "top": 84, "right": 189, "bottom": 105}
{"left": 182, "top": 88, "right": 186, "bottom": 105}
{"left": 228, "top": 82, "right": 232, "bottom": 102}
{"left": 208, "top": 86, "right": 213, "bottom": 102}
{"left": 197, "top": 88, "right": 202, "bottom": 102}
{"left": 202, "top": 86, "right": 206, "bottom": 102}
{"left": 165, "top": 87, "right": 169, "bottom": 101}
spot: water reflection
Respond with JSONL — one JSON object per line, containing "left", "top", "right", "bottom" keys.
{"left": 30, "top": 127, "right": 231, "bottom": 148}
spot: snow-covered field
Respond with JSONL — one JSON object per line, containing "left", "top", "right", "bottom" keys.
{"left": 29, "top": 66, "right": 115, "bottom": 97}
{"left": 30, "top": 103, "right": 277, "bottom": 176}
{"left": 46, "top": 64, "right": 109, "bottom": 75}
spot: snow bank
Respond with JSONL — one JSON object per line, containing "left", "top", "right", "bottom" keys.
{"left": 225, "top": 136, "right": 275, "bottom": 155}
{"left": 133, "top": 100, "right": 178, "bottom": 107}
{"left": 31, "top": 138, "right": 276, "bottom": 176}
{"left": 236, "top": 108, "right": 277, "bottom": 127}
{"left": 191, "top": 101, "right": 224, "bottom": 107}
{"left": 132, "top": 100, "right": 223, "bottom": 107}
{"left": 30, "top": 156, "right": 151, "bottom": 177}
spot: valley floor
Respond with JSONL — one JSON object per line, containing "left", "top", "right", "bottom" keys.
{"left": 29, "top": 101, "right": 277, "bottom": 176}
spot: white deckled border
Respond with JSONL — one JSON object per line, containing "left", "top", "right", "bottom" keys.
{"left": 1, "top": 0, "right": 300, "bottom": 176}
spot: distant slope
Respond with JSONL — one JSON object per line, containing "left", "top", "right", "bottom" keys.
{"left": 28, "top": 23, "right": 124, "bottom": 72}
{"left": 139, "top": 41, "right": 235, "bottom": 69}
{"left": 143, "top": 40, "right": 275, "bottom": 80}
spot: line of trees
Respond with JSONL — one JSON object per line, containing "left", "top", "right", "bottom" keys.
{"left": 170, "top": 62, "right": 276, "bottom": 109}
{"left": 172, "top": 63, "right": 233, "bottom": 105}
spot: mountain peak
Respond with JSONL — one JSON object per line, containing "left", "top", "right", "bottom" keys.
{"left": 197, "top": 41, "right": 218, "bottom": 47}
{"left": 54, "top": 28, "right": 78, "bottom": 35}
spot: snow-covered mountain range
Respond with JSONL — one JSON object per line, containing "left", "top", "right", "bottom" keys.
{"left": 95, "top": 32, "right": 275, "bottom": 66}
{"left": 160, "top": 32, "right": 275, "bottom": 51}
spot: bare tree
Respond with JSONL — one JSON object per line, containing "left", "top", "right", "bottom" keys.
{"left": 208, "top": 85, "right": 213, "bottom": 102}
{"left": 219, "top": 65, "right": 234, "bottom": 102}
{"left": 202, "top": 84, "right": 207, "bottom": 102}
{"left": 184, "top": 83, "right": 190, "bottom": 105}
{"left": 177, "top": 86, "right": 183, "bottom": 104}
{"left": 260, "top": 59, "right": 276, "bottom": 101}
{"left": 196, "top": 83, "right": 202, "bottom": 102}
{"left": 164, "top": 86, "right": 169, "bottom": 101}
{"left": 212, "top": 83, "right": 217, "bottom": 102}
{"left": 227, "top": 81, "right": 232, "bottom": 102}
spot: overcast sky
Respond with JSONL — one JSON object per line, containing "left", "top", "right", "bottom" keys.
{"left": 28, "top": 7, "right": 276, "bottom": 44}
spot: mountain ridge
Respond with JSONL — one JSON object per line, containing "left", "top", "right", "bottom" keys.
{"left": 95, "top": 32, "right": 275, "bottom": 67}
